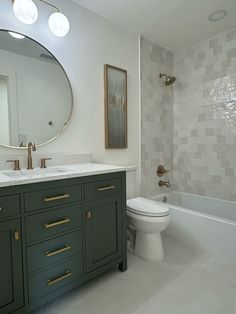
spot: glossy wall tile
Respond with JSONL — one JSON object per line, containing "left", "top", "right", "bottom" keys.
{"left": 173, "top": 28, "right": 236, "bottom": 201}
{"left": 140, "top": 37, "right": 174, "bottom": 197}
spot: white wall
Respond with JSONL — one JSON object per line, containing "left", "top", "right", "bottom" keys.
{"left": 0, "top": 0, "right": 141, "bottom": 196}
{"left": 0, "top": 77, "right": 9, "bottom": 144}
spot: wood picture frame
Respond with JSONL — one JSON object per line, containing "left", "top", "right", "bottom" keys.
{"left": 104, "top": 64, "right": 127, "bottom": 149}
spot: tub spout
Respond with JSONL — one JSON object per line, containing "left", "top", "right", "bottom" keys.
{"left": 159, "top": 181, "right": 171, "bottom": 188}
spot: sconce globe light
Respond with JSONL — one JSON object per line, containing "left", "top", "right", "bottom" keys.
{"left": 12, "top": 0, "right": 70, "bottom": 37}
{"left": 48, "top": 12, "right": 70, "bottom": 37}
{"left": 8, "top": 31, "right": 25, "bottom": 39}
{"left": 13, "top": 0, "right": 38, "bottom": 25}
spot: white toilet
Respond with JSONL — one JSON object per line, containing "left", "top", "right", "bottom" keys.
{"left": 127, "top": 197, "right": 170, "bottom": 262}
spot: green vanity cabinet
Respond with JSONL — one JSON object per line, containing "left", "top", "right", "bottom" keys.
{"left": 0, "top": 219, "right": 24, "bottom": 314}
{"left": 85, "top": 196, "right": 122, "bottom": 272}
{"left": 0, "top": 171, "right": 127, "bottom": 313}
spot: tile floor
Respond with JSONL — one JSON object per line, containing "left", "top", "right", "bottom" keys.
{"left": 33, "top": 236, "right": 236, "bottom": 314}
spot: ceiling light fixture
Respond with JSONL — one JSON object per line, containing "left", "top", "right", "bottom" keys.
{"left": 12, "top": 0, "right": 70, "bottom": 37}
{"left": 13, "top": 0, "right": 38, "bottom": 24}
{"left": 48, "top": 12, "right": 70, "bottom": 37}
{"left": 208, "top": 9, "right": 228, "bottom": 22}
{"left": 8, "top": 31, "right": 25, "bottom": 39}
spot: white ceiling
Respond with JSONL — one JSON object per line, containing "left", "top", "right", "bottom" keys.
{"left": 72, "top": 0, "right": 236, "bottom": 52}
{"left": 0, "top": 31, "right": 58, "bottom": 64}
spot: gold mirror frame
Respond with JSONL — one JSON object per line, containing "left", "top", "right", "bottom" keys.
{"left": 0, "top": 29, "right": 73, "bottom": 150}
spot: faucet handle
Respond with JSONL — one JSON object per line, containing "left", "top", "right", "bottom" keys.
{"left": 7, "top": 160, "right": 21, "bottom": 171}
{"left": 156, "top": 165, "right": 170, "bottom": 177}
{"left": 40, "top": 158, "right": 52, "bottom": 169}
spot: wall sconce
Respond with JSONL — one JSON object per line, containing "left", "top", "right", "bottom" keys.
{"left": 12, "top": 0, "right": 70, "bottom": 37}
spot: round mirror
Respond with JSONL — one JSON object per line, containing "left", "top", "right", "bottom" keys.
{"left": 0, "top": 29, "right": 72, "bottom": 148}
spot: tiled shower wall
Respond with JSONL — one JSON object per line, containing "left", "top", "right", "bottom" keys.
{"left": 141, "top": 29, "right": 236, "bottom": 201}
{"left": 141, "top": 37, "right": 173, "bottom": 197}
{"left": 173, "top": 29, "right": 236, "bottom": 201}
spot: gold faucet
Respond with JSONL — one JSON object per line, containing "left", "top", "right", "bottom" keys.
{"left": 27, "top": 142, "right": 36, "bottom": 170}
{"left": 159, "top": 181, "right": 171, "bottom": 188}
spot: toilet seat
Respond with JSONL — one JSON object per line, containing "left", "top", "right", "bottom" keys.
{"left": 127, "top": 197, "right": 169, "bottom": 217}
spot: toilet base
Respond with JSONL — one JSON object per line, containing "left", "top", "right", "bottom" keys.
{"left": 134, "top": 231, "right": 164, "bottom": 262}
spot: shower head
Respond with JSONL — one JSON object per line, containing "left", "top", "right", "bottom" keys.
{"left": 159, "top": 73, "right": 176, "bottom": 86}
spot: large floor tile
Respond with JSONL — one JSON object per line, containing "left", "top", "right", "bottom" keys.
{"left": 33, "top": 236, "right": 236, "bottom": 314}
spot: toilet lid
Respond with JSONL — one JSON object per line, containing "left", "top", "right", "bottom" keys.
{"left": 127, "top": 197, "right": 169, "bottom": 217}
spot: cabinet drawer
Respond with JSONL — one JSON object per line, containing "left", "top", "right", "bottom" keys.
{"left": 0, "top": 195, "right": 20, "bottom": 219}
{"left": 24, "top": 184, "right": 82, "bottom": 212}
{"left": 84, "top": 178, "right": 121, "bottom": 199}
{"left": 27, "top": 230, "right": 83, "bottom": 274}
{"left": 28, "top": 255, "right": 83, "bottom": 302}
{"left": 25, "top": 204, "right": 82, "bottom": 243}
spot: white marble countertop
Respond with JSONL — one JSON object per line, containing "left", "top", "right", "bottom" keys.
{"left": 0, "top": 163, "right": 137, "bottom": 188}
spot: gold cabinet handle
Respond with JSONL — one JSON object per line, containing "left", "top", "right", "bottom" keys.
{"left": 96, "top": 185, "right": 115, "bottom": 192}
{"left": 14, "top": 230, "right": 20, "bottom": 241}
{"left": 47, "top": 270, "right": 72, "bottom": 286}
{"left": 44, "top": 217, "right": 70, "bottom": 229}
{"left": 86, "top": 211, "right": 92, "bottom": 220}
{"left": 43, "top": 193, "right": 70, "bottom": 202}
{"left": 45, "top": 244, "right": 72, "bottom": 257}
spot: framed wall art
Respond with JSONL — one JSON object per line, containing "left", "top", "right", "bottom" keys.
{"left": 104, "top": 64, "right": 127, "bottom": 149}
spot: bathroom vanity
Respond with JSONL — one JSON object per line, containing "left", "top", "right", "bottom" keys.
{"left": 0, "top": 28, "right": 131, "bottom": 313}
{"left": 0, "top": 166, "right": 128, "bottom": 314}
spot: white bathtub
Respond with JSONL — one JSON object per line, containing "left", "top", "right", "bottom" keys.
{"left": 152, "top": 192, "right": 236, "bottom": 259}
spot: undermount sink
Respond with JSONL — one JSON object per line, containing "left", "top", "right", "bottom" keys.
{"left": 2, "top": 167, "right": 72, "bottom": 178}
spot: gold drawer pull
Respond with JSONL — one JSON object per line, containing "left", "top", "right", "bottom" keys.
{"left": 43, "top": 193, "right": 70, "bottom": 202}
{"left": 44, "top": 217, "right": 70, "bottom": 229}
{"left": 47, "top": 270, "right": 72, "bottom": 286}
{"left": 86, "top": 211, "right": 92, "bottom": 220}
{"left": 96, "top": 185, "right": 115, "bottom": 192}
{"left": 14, "top": 230, "right": 20, "bottom": 241}
{"left": 45, "top": 244, "right": 72, "bottom": 257}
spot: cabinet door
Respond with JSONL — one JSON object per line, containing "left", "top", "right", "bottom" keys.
{"left": 0, "top": 219, "right": 24, "bottom": 314}
{"left": 85, "top": 196, "right": 122, "bottom": 272}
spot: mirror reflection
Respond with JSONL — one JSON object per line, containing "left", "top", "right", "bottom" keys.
{"left": 0, "top": 30, "right": 72, "bottom": 148}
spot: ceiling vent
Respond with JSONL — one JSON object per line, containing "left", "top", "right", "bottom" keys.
{"left": 40, "top": 53, "right": 57, "bottom": 63}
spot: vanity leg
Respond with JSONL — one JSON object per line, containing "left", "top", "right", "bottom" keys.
{"left": 119, "top": 261, "right": 127, "bottom": 272}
